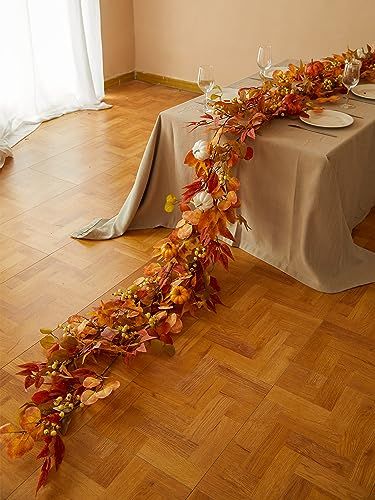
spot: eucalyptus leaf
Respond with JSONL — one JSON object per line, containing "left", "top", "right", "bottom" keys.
{"left": 39, "top": 335, "right": 55, "bottom": 350}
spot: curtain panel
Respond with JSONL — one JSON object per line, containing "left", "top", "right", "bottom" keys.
{"left": 0, "top": 0, "right": 108, "bottom": 168}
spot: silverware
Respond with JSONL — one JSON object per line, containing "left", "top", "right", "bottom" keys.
{"left": 349, "top": 96, "right": 375, "bottom": 105}
{"left": 330, "top": 109, "right": 364, "bottom": 119}
{"left": 342, "top": 112, "right": 364, "bottom": 119}
{"left": 288, "top": 124, "right": 337, "bottom": 137}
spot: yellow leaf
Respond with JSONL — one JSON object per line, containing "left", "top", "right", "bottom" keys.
{"left": 19, "top": 407, "right": 44, "bottom": 441}
{"left": 0, "top": 425, "right": 34, "bottom": 459}
{"left": 164, "top": 202, "right": 175, "bottom": 213}
{"left": 7, "top": 433, "right": 34, "bottom": 459}
{"left": 166, "top": 194, "right": 177, "bottom": 204}
{"left": 164, "top": 194, "right": 177, "bottom": 213}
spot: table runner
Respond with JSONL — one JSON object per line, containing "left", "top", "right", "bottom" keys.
{"left": 72, "top": 78, "right": 375, "bottom": 293}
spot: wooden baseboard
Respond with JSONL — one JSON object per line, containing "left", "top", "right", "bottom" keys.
{"left": 104, "top": 70, "right": 200, "bottom": 94}
{"left": 104, "top": 71, "right": 135, "bottom": 90}
{"left": 135, "top": 71, "right": 200, "bottom": 94}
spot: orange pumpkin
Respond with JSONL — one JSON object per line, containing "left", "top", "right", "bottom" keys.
{"left": 170, "top": 286, "right": 190, "bottom": 305}
{"left": 161, "top": 243, "right": 177, "bottom": 260}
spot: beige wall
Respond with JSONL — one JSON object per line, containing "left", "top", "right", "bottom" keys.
{"left": 100, "top": 0, "right": 135, "bottom": 79}
{"left": 133, "top": 0, "right": 375, "bottom": 85}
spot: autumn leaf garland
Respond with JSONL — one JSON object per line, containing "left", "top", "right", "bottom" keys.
{"left": 1, "top": 44, "right": 374, "bottom": 493}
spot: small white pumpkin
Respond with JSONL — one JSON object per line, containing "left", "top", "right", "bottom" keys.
{"left": 192, "top": 191, "right": 214, "bottom": 211}
{"left": 192, "top": 140, "right": 210, "bottom": 161}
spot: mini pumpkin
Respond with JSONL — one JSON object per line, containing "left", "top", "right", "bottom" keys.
{"left": 170, "top": 286, "right": 190, "bottom": 305}
{"left": 192, "top": 191, "right": 214, "bottom": 211}
{"left": 161, "top": 243, "right": 177, "bottom": 260}
{"left": 192, "top": 140, "right": 210, "bottom": 161}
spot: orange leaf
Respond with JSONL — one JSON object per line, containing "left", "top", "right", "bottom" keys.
{"left": 144, "top": 262, "right": 161, "bottom": 276}
{"left": 0, "top": 423, "right": 18, "bottom": 446}
{"left": 182, "top": 209, "right": 202, "bottom": 225}
{"left": 0, "top": 425, "right": 34, "bottom": 459}
{"left": 8, "top": 433, "right": 34, "bottom": 459}
{"left": 197, "top": 208, "right": 218, "bottom": 233}
{"left": 19, "top": 407, "right": 44, "bottom": 441}
{"left": 227, "top": 177, "right": 240, "bottom": 192}
{"left": 184, "top": 150, "right": 197, "bottom": 166}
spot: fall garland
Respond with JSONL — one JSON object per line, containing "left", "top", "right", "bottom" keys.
{"left": 1, "top": 45, "right": 374, "bottom": 493}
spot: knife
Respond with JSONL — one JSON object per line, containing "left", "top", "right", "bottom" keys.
{"left": 288, "top": 124, "right": 337, "bottom": 137}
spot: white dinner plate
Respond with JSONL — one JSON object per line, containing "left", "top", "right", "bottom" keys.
{"left": 300, "top": 109, "right": 353, "bottom": 128}
{"left": 264, "top": 66, "right": 289, "bottom": 79}
{"left": 351, "top": 84, "right": 375, "bottom": 100}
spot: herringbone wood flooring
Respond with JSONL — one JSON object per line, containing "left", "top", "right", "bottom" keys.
{"left": 0, "top": 82, "right": 374, "bottom": 499}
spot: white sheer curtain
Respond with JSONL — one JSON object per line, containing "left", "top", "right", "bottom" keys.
{"left": 0, "top": 0, "right": 109, "bottom": 168}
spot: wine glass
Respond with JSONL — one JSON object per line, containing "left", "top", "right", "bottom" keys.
{"left": 342, "top": 59, "right": 361, "bottom": 109}
{"left": 197, "top": 65, "right": 214, "bottom": 112}
{"left": 257, "top": 45, "right": 272, "bottom": 79}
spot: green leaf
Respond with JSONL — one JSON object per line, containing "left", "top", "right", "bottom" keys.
{"left": 150, "top": 339, "right": 175, "bottom": 357}
{"left": 40, "top": 328, "right": 52, "bottom": 335}
{"left": 163, "top": 344, "right": 176, "bottom": 357}
{"left": 39, "top": 335, "right": 55, "bottom": 350}
{"left": 60, "top": 336, "right": 78, "bottom": 351}
{"left": 150, "top": 339, "right": 164, "bottom": 355}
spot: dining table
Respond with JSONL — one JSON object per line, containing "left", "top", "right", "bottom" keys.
{"left": 72, "top": 71, "right": 375, "bottom": 293}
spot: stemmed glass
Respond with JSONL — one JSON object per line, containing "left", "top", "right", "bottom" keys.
{"left": 342, "top": 59, "right": 361, "bottom": 109}
{"left": 257, "top": 45, "right": 272, "bottom": 80}
{"left": 197, "top": 65, "right": 214, "bottom": 112}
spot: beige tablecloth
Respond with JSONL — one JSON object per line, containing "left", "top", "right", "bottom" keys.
{"left": 72, "top": 77, "right": 375, "bottom": 293}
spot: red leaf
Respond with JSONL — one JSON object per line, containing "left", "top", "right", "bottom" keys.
{"left": 32, "top": 391, "right": 53, "bottom": 405}
{"left": 220, "top": 243, "right": 235, "bottom": 261}
{"left": 36, "top": 438, "right": 52, "bottom": 459}
{"left": 218, "top": 218, "right": 235, "bottom": 242}
{"left": 245, "top": 147, "right": 254, "bottom": 160}
{"left": 35, "top": 375, "right": 45, "bottom": 389}
{"left": 219, "top": 252, "right": 229, "bottom": 270}
{"left": 17, "top": 369, "right": 33, "bottom": 376}
{"left": 24, "top": 375, "right": 34, "bottom": 390}
{"left": 53, "top": 435, "right": 65, "bottom": 471}
{"left": 210, "top": 276, "right": 221, "bottom": 292}
{"left": 18, "top": 363, "right": 39, "bottom": 371}
{"left": 36, "top": 457, "right": 52, "bottom": 494}
{"left": 207, "top": 172, "right": 219, "bottom": 193}
{"left": 182, "top": 180, "right": 202, "bottom": 202}
{"left": 71, "top": 368, "right": 94, "bottom": 378}
{"left": 247, "top": 128, "right": 256, "bottom": 140}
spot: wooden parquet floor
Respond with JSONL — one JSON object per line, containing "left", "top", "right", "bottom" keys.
{"left": 0, "top": 82, "right": 374, "bottom": 500}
